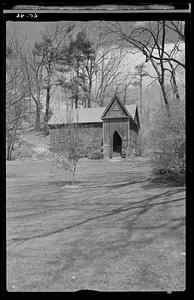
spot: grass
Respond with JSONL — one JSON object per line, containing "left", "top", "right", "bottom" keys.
{"left": 6, "top": 157, "right": 185, "bottom": 291}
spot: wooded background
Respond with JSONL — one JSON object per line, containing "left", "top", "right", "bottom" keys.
{"left": 6, "top": 20, "right": 185, "bottom": 176}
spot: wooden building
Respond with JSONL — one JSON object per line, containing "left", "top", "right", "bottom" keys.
{"left": 48, "top": 95, "right": 140, "bottom": 158}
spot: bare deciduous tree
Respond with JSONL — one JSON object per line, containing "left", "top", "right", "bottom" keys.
{"left": 6, "top": 29, "right": 29, "bottom": 160}
{"left": 52, "top": 109, "right": 85, "bottom": 185}
{"left": 92, "top": 45, "right": 131, "bottom": 106}
{"left": 102, "top": 21, "right": 185, "bottom": 115}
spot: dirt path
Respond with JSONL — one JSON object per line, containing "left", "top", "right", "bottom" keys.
{"left": 6, "top": 158, "right": 185, "bottom": 291}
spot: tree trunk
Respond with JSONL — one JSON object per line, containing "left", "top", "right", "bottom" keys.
{"left": 87, "top": 95, "right": 91, "bottom": 108}
{"left": 43, "top": 86, "right": 51, "bottom": 136}
{"left": 137, "top": 77, "right": 143, "bottom": 156}
{"left": 168, "top": 61, "right": 180, "bottom": 102}
{"left": 123, "top": 85, "right": 127, "bottom": 105}
{"left": 150, "top": 57, "right": 171, "bottom": 117}
{"left": 6, "top": 119, "right": 19, "bottom": 160}
{"left": 35, "top": 104, "right": 41, "bottom": 131}
{"left": 87, "top": 79, "right": 92, "bottom": 108}
{"left": 171, "top": 73, "right": 180, "bottom": 102}
{"left": 99, "top": 94, "right": 104, "bottom": 107}
{"left": 74, "top": 69, "right": 80, "bottom": 109}
{"left": 75, "top": 93, "right": 78, "bottom": 109}
{"left": 139, "top": 76, "right": 143, "bottom": 122}
{"left": 35, "top": 86, "right": 42, "bottom": 131}
{"left": 160, "top": 81, "right": 171, "bottom": 117}
{"left": 71, "top": 172, "right": 75, "bottom": 185}
{"left": 6, "top": 133, "right": 13, "bottom": 160}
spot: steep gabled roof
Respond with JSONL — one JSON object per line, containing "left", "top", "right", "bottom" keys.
{"left": 133, "top": 106, "right": 140, "bottom": 128}
{"left": 101, "top": 95, "right": 131, "bottom": 119}
{"left": 125, "top": 105, "right": 137, "bottom": 120}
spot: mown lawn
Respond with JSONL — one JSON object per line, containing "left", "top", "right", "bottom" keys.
{"left": 6, "top": 157, "right": 185, "bottom": 291}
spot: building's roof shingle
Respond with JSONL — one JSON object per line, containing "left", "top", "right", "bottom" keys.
{"left": 48, "top": 104, "right": 137, "bottom": 125}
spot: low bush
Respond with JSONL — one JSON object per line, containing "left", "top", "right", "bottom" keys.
{"left": 90, "top": 151, "right": 103, "bottom": 160}
{"left": 150, "top": 166, "right": 185, "bottom": 186}
{"left": 150, "top": 98, "right": 185, "bottom": 182}
{"left": 152, "top": 166, "right": 178, "bottom": 176}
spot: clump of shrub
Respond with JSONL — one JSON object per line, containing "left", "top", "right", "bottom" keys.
{"left": 150, "top": 165, "right": 185, "bottom": 186}
{"left": 84, "top": 136, "right": 102, "bottom": 158}
{"left": 150, "top": 98, "right": 185, "bottom": 184}
{"left": 89, "top": 151, "right": 103, "bottom": 160}
{"left": 11, "top": 139, "right": 36, "bottom": 160}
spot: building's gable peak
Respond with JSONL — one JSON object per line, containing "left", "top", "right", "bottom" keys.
{"left": 101, "top": 95, "right": 130, "bottom": 120}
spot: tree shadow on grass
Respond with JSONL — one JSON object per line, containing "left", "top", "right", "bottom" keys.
{"left": 50, "top": 190, "right": 185, "bottom": 233}
{"left": 127, "top": 217, "right": 185, "bottom": 231}
{"left": 48, "top": 180, "right": 84, "bottom": 187}
{"left": 48, "top": 178, "right": 147, "bottom": 190}
{"left": 104, "top": 179, "right": 148, "bottom": 189}
{"left": 10, "top": 187, "right": 185, "bottom": 245}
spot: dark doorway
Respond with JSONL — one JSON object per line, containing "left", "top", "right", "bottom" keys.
{"left": 113, "top": 131, "right": 122, "bottom": 154}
